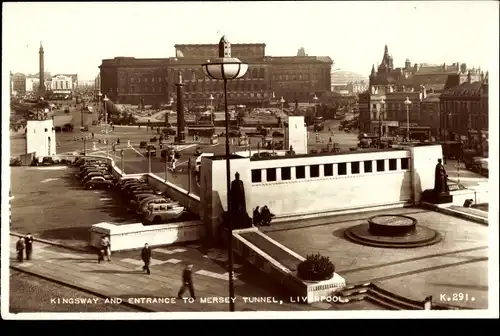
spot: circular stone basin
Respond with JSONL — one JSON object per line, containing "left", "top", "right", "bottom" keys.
{"left": 344, "top": 214, "right": 442, "bottom": 248}
{"left": 368, "top": 215, "right": 417, "bottom": 236}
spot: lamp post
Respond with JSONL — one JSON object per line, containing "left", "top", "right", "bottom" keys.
{"left": 120, "top": 149, "right": 125, "bottom": 174}
{"left": 202, "top": 36, "right": 248, "bottom": 313}
{"left": 103, "top": 95, "right": 109, "bottom": 157}
{"left": 98, "top": 92, "right": 102, "bottom": 122}
{"left": 280, "top": 97, "right": 285, "bottom": 115}
{"left": 378, "top": 98, "right": 385, "bottom": 148}
{"left": 209, "top": 94, "right": 214, "bottom": 123}
{"left": 83, "top": 136, "right": 87, "bottom": 156}
{"left": 313, "top": 94, "right": 318, "bottom": 118}
{"left": 147, "top": 147, "right": 152, "bottom": 173}
{"left": 404, "top": 97, "right": 411, "bottom": 141}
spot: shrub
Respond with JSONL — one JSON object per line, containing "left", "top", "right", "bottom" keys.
{"left": 297, "top": 253, "right": 335, "bottom": 281}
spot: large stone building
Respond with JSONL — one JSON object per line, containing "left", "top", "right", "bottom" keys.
{"left": 439, "top": 72, "right": 489, "bottom": 155}
{"left": 358, "top": 45, "right": 481, "bottom": 139}
{"left": 99, "top": 42, "right": 332, "bottom": 106}
{"left": 11, "top": 72, "right": 26, "bottom": 96}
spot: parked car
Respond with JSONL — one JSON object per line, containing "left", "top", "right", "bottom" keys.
{"left": 79, "top": 167, "right": 107, "bottom": 178}
{"left": 138, "top": 198, "right": 179, "bottom": 215}
{"left": 80, "top": 125, "right": 89, "bottom": 132}
{"left": 115, "top": 176, "right": 144, "bottom": 188}
{"left": 10, "top": 158, "right": 22, "bottom": 166}
{"left": 82, "top": 174, "right": 113, "bottom": 184}
{"left": 92, "top": 120, "right": 98, "bottom": 126}
{"left": 139, "top": 141, "right": 148, "bottom": 149}
{"left": 84, "top": 177, "right": 114, "bottom": 190}
{"left": 128, "top": 194, "right": 163, "bottom": 212}
{"left": 144, "top": 203, "right": 185, "bottom": 224}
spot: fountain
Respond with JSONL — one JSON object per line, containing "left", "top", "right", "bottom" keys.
{"left": 344, "top": 214, "right": 442, "bottom": 248}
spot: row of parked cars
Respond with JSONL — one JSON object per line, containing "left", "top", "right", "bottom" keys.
{"left": 74, "top": 158, "right": 115, "bottom": 189}
{"left": 74, "top": 157, "right": 186, "bottom": 224}
{"left": 116, "top": 176, "right": 186, "bottom": 224}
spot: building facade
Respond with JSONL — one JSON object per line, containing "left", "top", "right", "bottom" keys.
{"left": 50, "top": 74, "right": 78, "bottom": 94}
{"left": 11, "top": 73, "right": 26, "bottom": 96}
{"left": 25, "top": 76, "right": 40, "bottom": 93}
{"left": 99, "top": 42, "right": 332, "bottom": 106}
{"left": 359, "top": 45, "right": 479, "bottom": 140}
{"left": 439, "top": 72, "right": 488, "bottom": 155}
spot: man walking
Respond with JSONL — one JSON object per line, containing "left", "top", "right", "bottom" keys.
{"left": 16, "top": 237, "right": 25, "bottom": 262}
{"left": 141, "top": 243, "right": 152, "bottom": 275}
{"left": 25, "top": 233, "right": 34, "bottom": 260}
{"left": 177, "top": 264, "right": 196, "bottom": 300}
{"left": 100, "top": 235, "right": 111, "bottom": 261}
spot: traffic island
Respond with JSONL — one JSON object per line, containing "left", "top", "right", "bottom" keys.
{"left": 232, "top": 228, "right": 345, "bottom": 304}
{"left": 344, "top": 214, "right": 442, "bottom": 248}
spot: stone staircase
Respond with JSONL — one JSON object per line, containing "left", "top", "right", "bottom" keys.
{"left": 337, "top": 283, "right": 460, "bottom": 310}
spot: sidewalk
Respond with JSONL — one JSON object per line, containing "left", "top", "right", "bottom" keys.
{"left": 9, "top": 235, "right": 315, "bottom": 312}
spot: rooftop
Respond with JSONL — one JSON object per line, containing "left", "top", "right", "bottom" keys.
{"left": 441, "top": 80, "right": 486, "bottom": 97}
{"left": 249, "top": 147, "right": 408, "bottom": 162}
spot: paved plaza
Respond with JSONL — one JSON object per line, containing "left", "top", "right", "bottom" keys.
{"left": 265, "top": 207, "right": 489, "bottom": 309}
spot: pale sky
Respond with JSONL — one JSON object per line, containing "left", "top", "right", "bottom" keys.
{"left": 2, "top": 1, "right": 499, "bottom": 80}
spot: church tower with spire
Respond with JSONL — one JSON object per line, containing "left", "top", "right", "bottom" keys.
{"left": 38, "top": 42, "right": 45, "bottom": 98}
{"left": 378, "top": 45, "right": 393, "bottom": 73}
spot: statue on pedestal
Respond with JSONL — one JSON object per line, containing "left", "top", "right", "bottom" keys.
{"left": 229, "top": 172, "right": 251, "bottom": 229}
{"left": 434, "top": 159, "right": 449, "bottom": 194}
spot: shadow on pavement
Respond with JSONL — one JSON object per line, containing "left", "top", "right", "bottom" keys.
{"left": 39, "top": 226, "right": 90, "bottom": 242}
{"left": 332, "top": 227, "right": 349, "bottom": 241}
{"left": 81, "top": 270, "right": 140, "bottom": 274}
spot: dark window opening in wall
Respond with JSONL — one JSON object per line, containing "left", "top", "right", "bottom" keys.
{"left": 296, "top": 166, "right": 306, "bottom": 179}
{"left": 389, "top": 159, "right": 397, "bottom": 171}
{"left": 310, "top": 165, "right": 320, "bottom": 178}
{"left": 266, "top": 168, "right": 277, "bottom": 182}
{"left": 338, "top": 163, "right": 347, "bottom": 175}
{"left": 251, "top": 169, "right": 262, "bottom": 183}
{"left": 364, "top": 161, "right": 373, "bottom": 173}
{"left": 324, "top": 164, "right": 333, "bottom": 176}
{"left": 351, "top": 162, "right": 360, "bottom": 174}
{"left": 376, "top": 160, "right": 385, "bottom": 172}
{"left": 281, "top": 167, "right": 291, "bottom": 180}
{"left": 401, "top": 158, "right": 410, "bottom": 170}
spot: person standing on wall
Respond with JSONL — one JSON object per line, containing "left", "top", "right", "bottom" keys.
{"left": 25, "top": 233, "right": 34, "bottom": 260}
{"left": 177, "top": 264, "right": 196, "bottom": 300}
{"left": 141, "top": 243, "right": 152, "bottom": 275}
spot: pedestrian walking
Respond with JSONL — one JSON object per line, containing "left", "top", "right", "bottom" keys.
{"left": 177, "top": 264, "right": 196, "bottom": 299}
{"left": 16, "top": 237, "right": 25, "bottom": 262}
{"left": 100, "top": 235, "right": 111, "bottom": 261}
{"left": 127, "top": 139, "right": 131, "bottom": 147}
{"left": 91, "top": 132, "right": 95, "bottom": 139}
{"left": 141, "top": 243, "right": 151, "bottom": 275}
{"left": 25, "top": 233, "right": 34, "bottom": 260}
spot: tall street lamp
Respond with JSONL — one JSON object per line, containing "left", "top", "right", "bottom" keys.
{"left": 103, "top": 95, "right": 109, "bottom": 158}
{"left": 378, "top": 98, "right": 385, "bottom": 148}
{"left": 280, "top": 97, "right": 285, "bottom": 115}
{"left": 202, "top": 36, "right": 248, "bottom": 313}
{"left": 313, "top": 94, "right": 318, "bottom": 118}
{"left": 98, "top": 92, "right": 103, "bottom": 121}
{"left": 209, "top": 94, "right": 214, "bottom": 123}
{"left": 404, "top": 97, "right": 411, "bottom": 141}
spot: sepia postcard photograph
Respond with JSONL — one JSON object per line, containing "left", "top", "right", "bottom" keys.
{"left": 2, "top": 1, "right": 499, "bottom": 320}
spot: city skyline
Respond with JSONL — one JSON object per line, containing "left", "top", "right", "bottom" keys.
{"left": 3, "top": 1, "right": 499, "bottom": 81}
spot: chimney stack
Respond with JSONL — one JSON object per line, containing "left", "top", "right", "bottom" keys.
{"left": 467, "top": 71, "right": 471, "bottom": 84}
